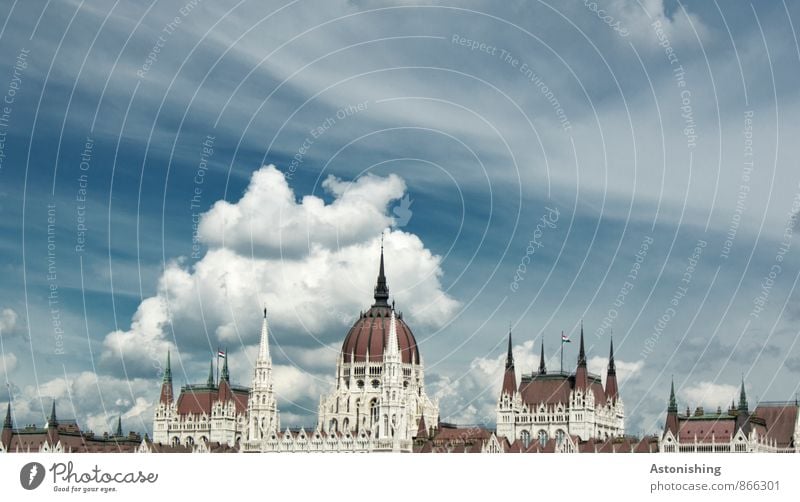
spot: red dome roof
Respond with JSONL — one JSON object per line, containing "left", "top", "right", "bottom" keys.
{"left": 340, "top": 243, "right": 420, "bottom": 364}
{"left": 341, "top": 305, "right": 419, "bottom": 364}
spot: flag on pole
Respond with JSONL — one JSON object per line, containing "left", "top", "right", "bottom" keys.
{"left": 217, "top": 349, "right": 226, "bottom": 358}
{"left": 561, "top": 332, "right": 571, "bottom": 343}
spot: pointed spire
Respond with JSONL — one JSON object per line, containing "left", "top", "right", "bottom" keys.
{"left": 48, "top": 400, "right": 58, "bottom": 428}
{"left": 258, "top": 307, "right": 272, "bottom": 362}
{"left": 668, "top": 379, "right": 677, "bottom": 413}
{"left": 574, "top": 323, "right": 588, "bottom": 389}
{"left": 505, "top": 330, "right": 514, "bottom": 370}
{"left": 738, "top": 377, "right": 748, "bottom": 412}
{"left": 115, "top": 416, "right": 122, "bottom": 437}
{"left": 386, "top": 307, "right": 400, "bottom": 358}
{"left": 607, "top": 336, "right": 616, "bottom": 374}
{"left": 3, "top": 402, "right": 11, "bottom": 429}
{"left": 221, "top": 350, "right": 230, "bottom": 382}
{"left": 577, "top": 322, "right": 586, "bottom": 367}
{"left": 373, "top": 234, "right": 390, "bottom": 307}
{"left": 664, "top": 378, "right": 679, "bottom": 437}
{"left": 538, "top": 340, "right": 547, "bottom": 375}
{"left": 163, "top": 350, "right": 172, "bottom": 383}
{"left": 416, "top": 415, "right": 428, "bottom": 440}
{"left": 605, "top": 336, "right": 619, "bottom": 401}
{"left": 159, "top": 350, "right": 174, "bottom": 404}
{"left": 501, "top": 330, "right": 516, "bottom": 397}
{"left": 207, "top": 359, "right": 214, "bottom": 386}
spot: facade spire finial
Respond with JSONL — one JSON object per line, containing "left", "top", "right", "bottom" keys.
{"left": 259, "top": 307, "right": 272, "bottom": 362}
{"left": 3, "top": 402, "right": 11, "bottom": 429}
{"left": 207, "top": 359, "right": 215, "bottom": 386}
{"left": 221, "top": 349, "right": 230, "bottom": 382}
{"left": 738, "top": 376, "right": 748, "bottom": 412}
{"left": 608, "top": 335, "right": 616, "bottom": 374}
{"left": 115, "top": 416, "right": 122, "bottom": 436}
{"left": 505, "top": 329, "right": 514, "bottom": 370}
{"left": 373, "top": 235, "right": 390, "bottom": 307}
{"left": 577, "top": 323, "right": 586, "bottom": 367}
{"left": 163, "top": 350, "right": 172, "bottom": 383}
{"left": 668, "top": 378, "right": 678, "bottom": 413}
{"left": 49, "top": 399, "right": 58, "bottom": 428}
{"left": 538, "top": 340, "right": 547, "bottom": 375}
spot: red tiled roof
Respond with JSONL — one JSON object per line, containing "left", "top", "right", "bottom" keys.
{"left": 175, "top": 385, "right": 249, "bottom": 415}
{"left": 754, "top": 404, "right": 798, "bottom": 447}
{"left": 678, "top": 416, "right": 737, "bottom": 442}
{"left": 518, "top": 373, "right": 607, "bottom": 406}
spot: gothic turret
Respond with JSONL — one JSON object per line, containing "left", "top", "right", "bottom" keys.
{"left": 46, "top": 400, "right": 59, "bottom": 445}
{"left": 159, "top": 351, "right": 174, "bottom": 404}
{"left": 246, "top": 308, "right": 279, "bottom": 443}
{"left": 501, "top": 331, "right": 516, "bottom": 396}
{"left": 736, "top": 378, "right": 751, "bottom": 435}
{"left": 373, "top": 237, "right": 390, "bottom": 307}
{"left": 605, "top": 337, "right": 619, "bottom": 402}
{"left": 664, "top": 379, "right": 679, "bottom": 436}
{"left": 574, "top": 324, "right": 588, "bottom": 390}
{"left": 538, "top": 340, "right": 547, "bottom": 375}
{"left": 2, "top": 402, "right": 12, "bottom": 447}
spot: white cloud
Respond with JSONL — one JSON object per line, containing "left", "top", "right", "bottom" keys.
{"left": 0, "top": 308, "right": 18, "bottom": 335}
{"left": 679, "top": 381, "right": 740, "bottom": 410}
{"left": 0, "top": 352, "right": 17, "bottom": 375}
{"left": 198, "top": 165, "right": 405, "bottom": 256}
{"left": 587, "top": 355, "right": 644, "bottom": 386}
{"left": 7, "top": 371, "right": 155, "bottom": 435}
{"left": 101, "top": 166, "right": 459, "bottom": 377}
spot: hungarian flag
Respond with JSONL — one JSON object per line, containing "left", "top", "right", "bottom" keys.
{"left": 561, "top": 332, "right": 571, "bottom": 343}
{"left": 217, "top": 349, "right": 226, "bottom": 358}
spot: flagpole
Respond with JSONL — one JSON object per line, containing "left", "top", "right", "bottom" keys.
{"left": 560, "top": 331, "right": 564, "bottom": 373}
{"left": 216, "top": 346, "right": 219, "bottom": 386}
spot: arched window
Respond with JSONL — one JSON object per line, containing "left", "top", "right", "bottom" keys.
{"left": 555, "top": 429, "right": 565, "bottom": 446}
{"left": 329, "top": 418, "right": 338, "bottom": 433}
{"left": 520, "top": 430, "right": 531, "bottom": 448}
{"left": 369, "top": 399, "right": 379, "bottom": 428}
{"left": 537, "top": 430, "right": 548, "bottom": 446}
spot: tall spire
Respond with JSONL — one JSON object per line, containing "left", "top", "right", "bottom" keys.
{"left": 373, "top": 234, "right": 390, "bottom": 307}
{"left": 505, "top": 330, "right": 514, "bottom": 370}
{"left": 501, "top": 330, "right": 516, "bottom": 396}
{"left": 665, "top": 378, "right": 679, "bottom": 436}
{"left": 575, "top": 323, "right": 588, "bottom": 389}
{"left": 221, "top": 350, "right": 230, "bottom": 382}
{"left": 163, "top": 350, "right": 172, "bottom": 383}
{"left": 207, "top": 359, "right": 214, "bottom": 386}
{"left": 115, "top": 416, "right": 122, "bottom": 437}
{"left": 607, "top": 336, "right": 616, "bottom": 374}
{"left": 259, "top": 307, "right": 272, "bottom": 362}
{"left": 48, "top": 399, "right": 58, "bottom": 428}
{"left": 3, "top": 402, "right": 11, "bottom": 429}
{"left": 538, "top": 340, "right": 547, "bottom": 375}
{"left": 1, "top": 401, "right": 12, "bottom": 447}
{"left": 668, "top": 379, "right": 677, "bottom": 413}
{"left": 159, "top": 351, "right": 174, "bottom": 404}
{"left": 577, "top": 322, "right": 586, "bottom": 367}
{"left": 387, "top": 307, "right": 400, "bottom": 358}
{"left": 605, "top": 336, "right": 619, "bottom": 401}
{"left": 738, "top": 377, "right": 748, "bottom": 412}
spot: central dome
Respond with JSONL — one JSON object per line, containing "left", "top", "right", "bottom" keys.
{"left": 340, "top": 246, "right": 420, "bottom": 364}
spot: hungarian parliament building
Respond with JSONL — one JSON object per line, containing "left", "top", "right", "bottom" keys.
{"left": 2, "top": 248, "right": 799, "bottom": 453}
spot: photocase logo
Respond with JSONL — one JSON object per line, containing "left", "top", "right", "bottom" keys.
{"left": 392, "top": 194, "right": 413, "bottom": 228}
{"left": 20, "top": 462, "right": 45, "bottom": 490}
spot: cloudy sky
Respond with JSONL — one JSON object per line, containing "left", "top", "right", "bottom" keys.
{"left": 1, "top": 0, "right": 800, "bottom": 437}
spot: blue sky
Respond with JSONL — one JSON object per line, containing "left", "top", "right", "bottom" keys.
{"left": 1, "top": 0, "right": 800, "bottom": 437}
